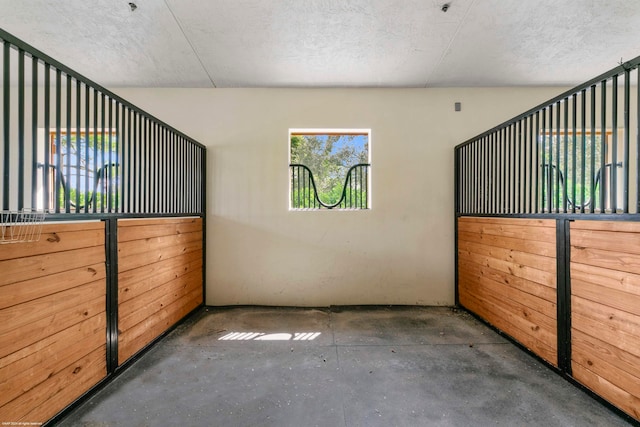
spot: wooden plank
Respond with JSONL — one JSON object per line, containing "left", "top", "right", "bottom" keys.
{"left": 118, "top": 221, "right": 202, "bottom": 243}
{"left": 118, "top": 230, "right": 202, "bottom": 257}
{"left": 0, "top": 245, "right": 105, "bottom": 287}
{"left": 118, "top": 239, "right": 203, "bottom": 273}
{"left": 572, "top": 278, "right": 640, "bottom": 317}
{"left": 572, "top": 220, "right": 640, "bottom": 233}
{"left": 573, "top": 346, "right": 640, "bottom": 399}
{"left": 0, "top": 317, "right": 104, "bottom": 409}
{"left": 458, "top": 220, "right": 556, "bottom": 243}
{"left": 118, "top": 217, "right": 202, "bottom": 228}
{"left": 0, "top": 280, "right": 104, "bottom": 336}
{"left": 459, "top": 249, "right": 556, "bottom": 288}
{"left": 0, "top": 346, "right": 106, "bottom": 424}
{"left": 571, "top": 245, "right": 640, "bottom": 276}
{"left": 0, "top": 263, "right": 105, "bottom": 310}
{"left": 459, "top": 270, "right": 557, "bottom": 343}
{"left": 459, "top": 263, "right": 556, "bottom": 318}
{"left": 572, "top": 310, "right": 640, "bottom": 358}
{"left": 119, "top": 269, "right": 202, "bottom": 333}
{"left": 458, "top": 230, "right": 556, "bottom": 257}
{"left": 572, "top": 295, "right": 640, "bottom": 338}
{"left": 0, "top": 228, "right": 104, "bottom": 261}
{"left": 459, "top": 240, "right": 556, "bottom": 272}
{"left": 459, "top": 217, "right": 556, "bottom": 228}
{"left": 571, "top": 228, "right": 640, "bottom": 257}
{"left": 572, "top": 362, "right": 640, "bottom": 421}
{"left": 0, "top": 295, "right": 105, "bottom": 360}
{"left": 0, "top": 312, "right": 104, "bottom": 370}
{"left": 119, "top": 254, "right": 202, "bottom": 304}
{"left": 459, "top": 288, "right": 557, "bottom": 365}
{"left": 119, "top": 290, "right": 201, "bottom": 364}
{"left": 459, "top": 258, "right": 556, "bottom": 302}
{"left": 572, "top": 328, "right": 640, "bottom": 387}
{"left": 571, "top": 262, "right": 640, "bottom": 298}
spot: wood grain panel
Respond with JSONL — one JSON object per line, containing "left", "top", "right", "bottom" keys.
{"left": 0, "top": 222, "right": 107, "bottom": 425}
{"left": 458, "top": 217, "right": 557, "bottom": 366}
{"left": 117, "top": 217, "right": 203, "bottom": 365}
{"left": 570, "top": 220, "right": 640, "bottom": 421}
{"left": 119, "top": 289, "right": 201, "bottom": 364}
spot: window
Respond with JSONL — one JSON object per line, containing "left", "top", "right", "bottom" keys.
{"left": 48, "top": 130, "right": 119, "bottom": 212}
{"left": 539, "top": 130, "right": 615, "bottom": 213}
{"left": 289, "top": 129, "right": 370, "bottom": 210}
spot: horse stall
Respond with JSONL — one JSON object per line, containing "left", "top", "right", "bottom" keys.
{"left": 455, "top": 56, "right": 640, "bottom": 422}
{"left": 0, "top": 29, "right": 205, "bottom": 424}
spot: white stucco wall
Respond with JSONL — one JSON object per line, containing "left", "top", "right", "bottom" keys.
{"left": 112, "top": 87, "right": 564, "bottom": 306}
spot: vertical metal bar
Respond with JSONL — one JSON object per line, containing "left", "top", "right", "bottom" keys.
{"left": 180, "top": 137, "right": 185, "bottom": 212}
{"left": 611, "top": 75, "right": 618, "bottom": 213}
{"left": 571, "top": 94, "right": 577, "bottom": 213}
{"left": 505, "top": 127, "right": 510, "bottom": 213}
{"left": 44, "top": 64, "right": 51, "bottom": 212}
{"left": 100, "top": 92, "right": 105, "bottom": 212}
{"left": 141, "top": 117, "right": 146, "bottom": 213}
{"left": 126, "top": 108, "right": 132, "bottom": 213}
{"left": 555, "top": 102, "right": 561, "bottom": 213}
{"left": 514, "top": 119, "right": 523, "bottom": 213}
{"left": 563, "top": 98, "right": 569, "bottom": 213}
{"left": 65, "top": 75, "right": 71, "bottom": 213}
{"left": 84, "top": 83, "right": 90, "bottom": 213}
{"left": 470, "top": 142, "right": 475, "bottom": 213}
{"left": 500, "top": 129, "right": 505, "bottom": 213}
{"left": 580, "top": 90, "right": 586, "bottom": 211}
{"left": 115, "top": 102, "right": 121, "bottom": 213}
{"left": 2, "top": 42, "right": 9, "bottom": 210}
{"left": 524, "top": 117, "right": 531, "bottom": 213}
{"left": 55, "top": 69, "right": 62, "bottom": 213}
{"left": 151, "top": 122, "right": 156, "bottom": 213}
{"left": 590, "top": 86, "right": 596, "bottom": 214}
{"left": 75, "top": 80, "right": 81, "bottom": 210}
{"left": 530, "top": 110, "right": 544, "bottom": 213}
{"left": 17, "top": 49, "right": 25, "bottom": 210}
{"left": 490, "top": 132, "right": 496, "bottom": 213}
{"left": 547, "top": 105, "right": 554, "bottom": 213}
{"left": 31, "top": 56, "right": 38, "bottom": 210}
{"left": 623, "top": 69, "right": 630, "bottom": 213}
{"left": 637, "top": 70, "right": 640, "bottom": 213}
{"left": 600, "top": 80, "right": 606, "bottom": 212}
{"left": 92, "top": 88, "right": 98, "bottom": 213}
{"left": 133, "top": 112, "right": 139, "bottom": 213}
{"left": 160, "top": 126, "right": 166, "bottom": 213}
{"left": 107, "top": 98, "right": 113, "bottom": 212}
{"left": 542, "top": 108, "right": 548, "bottom": 212}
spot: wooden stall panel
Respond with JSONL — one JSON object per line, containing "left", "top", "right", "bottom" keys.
{"left": 0, "top": 222, "right": 107, "bottom": 425}
{"left": 458, "top": 217, "right": 558, "bottom": 366}
{"left": 571, "top": 220, "right": 640, "bottom": 421}
{"left": 118, "top": 217, "right": 203, "bottom": 364}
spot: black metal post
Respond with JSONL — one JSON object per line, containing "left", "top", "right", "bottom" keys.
{"left": 104, "top": 218, "right": 119, "bottom": 373}
{"left": 556, "top": 218, "right": 572, "bottom": 374}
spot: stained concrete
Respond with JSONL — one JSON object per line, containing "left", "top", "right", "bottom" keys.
{"left": 59, "top": 307, "right": 632, "bottom": 426}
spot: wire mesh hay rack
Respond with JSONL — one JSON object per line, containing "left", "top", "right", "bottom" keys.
{"left": 1, "top": 209, "right": 47, "bottom": 244}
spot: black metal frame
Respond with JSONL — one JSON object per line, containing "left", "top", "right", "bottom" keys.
{"left": 289, "top": 163, "right": 370, "bottom": 209}
{"left": 454, "top": 54, "right": 640, "bottom": 425}
{"left": 1, "top": 28, "right": 208, "bottom": 424}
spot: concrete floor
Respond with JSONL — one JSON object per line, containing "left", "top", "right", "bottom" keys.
{"left": 59, "top": 306, "right": 631, "bottom": 427}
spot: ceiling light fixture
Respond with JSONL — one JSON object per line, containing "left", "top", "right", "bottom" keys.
{"left": 129, "top": 2, "right": 137, "bottom": 12}
{"left": 441, "top": 3, "right": 450, "bottom": 12}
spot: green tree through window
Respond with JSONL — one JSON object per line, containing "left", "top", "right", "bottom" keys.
{"left": 290, "top": 131, "right": 369, "bottom": 209}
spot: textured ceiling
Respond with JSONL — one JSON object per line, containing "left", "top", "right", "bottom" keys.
{"left": 0, "top": 0, "right": 639, "bottom": 88}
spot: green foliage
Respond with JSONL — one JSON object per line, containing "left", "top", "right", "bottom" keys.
{"left": 290, "top": 134, "right": 368, "bottom": 208}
